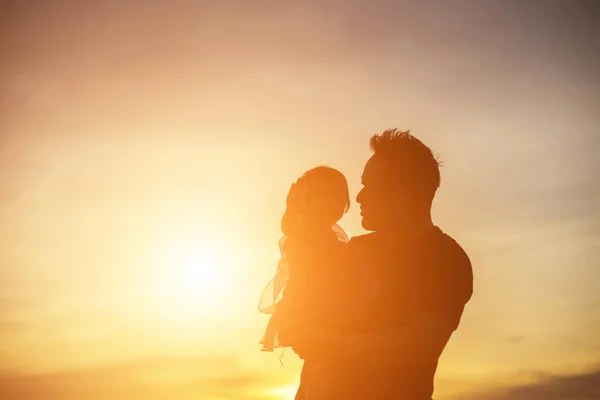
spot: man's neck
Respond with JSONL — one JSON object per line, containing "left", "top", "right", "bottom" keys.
{"left": 381, "top": 215, "right": 435, "bottom": 244}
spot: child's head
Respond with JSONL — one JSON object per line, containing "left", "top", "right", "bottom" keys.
{"left": 299, "top": 166, "right": 350, "bottom": 226}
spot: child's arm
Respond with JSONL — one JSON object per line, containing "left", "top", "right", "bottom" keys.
{"left": 282, "top": 180, "right": 316, "bottom": 237}
{"left": 281, "top": 208, "right": 300, "bottom": 237}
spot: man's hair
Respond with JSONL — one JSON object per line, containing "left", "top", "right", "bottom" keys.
{"left": 370, "top": 128, "right": 441, "bottom": 207}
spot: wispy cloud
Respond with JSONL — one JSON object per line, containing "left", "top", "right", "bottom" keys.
{"left": 0, "top": 356, "right": 292, "bottom": 400}
{"left": 456, "top": 366, "right": 600, "bottom": 400}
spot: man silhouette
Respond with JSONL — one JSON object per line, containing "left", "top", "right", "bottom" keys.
{"left": 295, "top": 129, "right": 473, "bottom": 399}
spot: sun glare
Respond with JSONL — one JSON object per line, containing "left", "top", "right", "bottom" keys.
{"left": 266, "top": 384, "right": 300, "bottom": 400}
{"left": 169, "top": 246, "right": 228, "bottom": 298}
{"left": 153, "top": 233, "right": 240, "bottom": 321}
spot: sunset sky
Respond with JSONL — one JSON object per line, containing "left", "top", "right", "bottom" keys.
{"left": 1, "top": 1, "right": 599, "bottom": 399}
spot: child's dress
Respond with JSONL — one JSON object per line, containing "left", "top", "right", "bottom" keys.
{"left": 258, "top": 224, "right": 349, "bottom": 353}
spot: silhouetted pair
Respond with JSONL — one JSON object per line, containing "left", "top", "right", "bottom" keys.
{"left": 259, "top": 129, "right": 473, "bottom": 400}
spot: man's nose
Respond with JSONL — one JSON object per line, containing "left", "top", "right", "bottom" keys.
{"left": 356, "top": 188, "right": 364, "bottom": 204}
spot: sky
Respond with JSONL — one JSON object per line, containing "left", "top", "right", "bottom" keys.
{"left": 0, "top": 0, "right": 599, "bottom": 399}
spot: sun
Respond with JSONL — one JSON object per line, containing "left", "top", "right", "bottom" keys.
{"left": 154, "top": 234, "right": 238, "bottom": 321}
{"left": 168, "top": 246, "right": 228, "bottom": 298}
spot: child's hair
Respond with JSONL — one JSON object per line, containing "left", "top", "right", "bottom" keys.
{"left": 300, "top": 166, "right": 350, "bottom": 225}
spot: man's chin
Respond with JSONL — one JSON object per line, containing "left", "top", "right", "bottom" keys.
{"left": 361, "top": 217, "right": 378, "bottom": 232}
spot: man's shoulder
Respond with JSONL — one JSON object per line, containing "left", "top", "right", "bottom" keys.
{"left": 428, "top": 228, "right": 474, "bottom": 300}
{"left": 348, "top": 232, "right": 384, "bottom": 252}
{"left": 348, "top": 232, "right": 379, "bottom": 245}
{"left": 432, "top": 229, "right": 472, "bottom": 270}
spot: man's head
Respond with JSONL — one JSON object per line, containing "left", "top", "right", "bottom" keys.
{"left": 357, "top": 129, "right": 441, "bottom": 232}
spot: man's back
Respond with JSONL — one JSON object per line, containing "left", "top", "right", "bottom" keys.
{"left": 333, "top": 227, "right": 473, "bottom": 398}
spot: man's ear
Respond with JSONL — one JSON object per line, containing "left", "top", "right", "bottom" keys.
{"left": 404, "top": 188, "right": 425, "bottom": 211}
{"left": 390, "top": 187, "right": 413, "bottom": 210}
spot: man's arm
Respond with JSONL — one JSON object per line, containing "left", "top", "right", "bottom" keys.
{"left": 330, "top": 312, "right": 456, "bottom": 365}
{"left": 293, "top": 237, "right": 472, "bottom": 364}
{"left": 327, "top": 244, "right": 472, "bottom": 364}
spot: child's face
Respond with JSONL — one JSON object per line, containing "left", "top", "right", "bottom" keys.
{"left": 295, "top": 167, "right": 349, "bottom": 226}
{"left": 303, "top": 181, "right": 346, "bottom": 225}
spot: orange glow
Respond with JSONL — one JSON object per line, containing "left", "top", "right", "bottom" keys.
{"left": 1, "top": 2, "right": 598, "bottom": 400}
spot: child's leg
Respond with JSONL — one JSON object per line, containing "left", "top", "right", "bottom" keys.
{"left": 295, "top": 360, "right": 316, "bottom": 400}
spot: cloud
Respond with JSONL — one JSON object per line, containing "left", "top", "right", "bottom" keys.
{"left": 457, "top": 366, "right": 600, "bottom": 400}
{"left": 506, "top": 335, "right": 525, "bottom": 344}
{"left": 0, "top": 297, "right": 33, "bottom": 313}
{"left": 0, "top": 355, "right": 292, "bottom": 400}
{"left": 0, "top": 298, "right": 35, "bottom": 335}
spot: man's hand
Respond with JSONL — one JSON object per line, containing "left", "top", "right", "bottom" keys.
{"left": 282, "top": 322, "right": 330, "bottom": 359}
